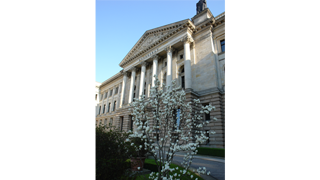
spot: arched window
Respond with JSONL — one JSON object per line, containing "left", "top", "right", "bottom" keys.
{"left": 113, "top": 101, "right": 116, "bottom": 111}
{"left": 110, "top": 118, "right": 113, "bottom": 125}
{"left": 108, "top": 103, "right": 111, "bottom": 112}
{"left": 104, "top": 119, "right": 107, "bottom": 127}
{"left": 103, "top": 104, "right": 106, "bottom": 113}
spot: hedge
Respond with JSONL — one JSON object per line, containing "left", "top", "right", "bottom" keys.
{"left": 196, "top": 147, "right": 225, "bottom": 157}
{"left": 144, "top": 158, "right": 162, "bottom": 172}
{"left": 140, "top": 159, "right": 204, "bottom": 180}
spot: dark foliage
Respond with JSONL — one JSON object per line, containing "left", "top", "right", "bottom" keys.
{"left": 96, "top": 125, "right": 134, "bottom": 180}
{"left": 196, "top": 147, "right": 225, "bottom": 157}
{"left": 128, "top": 137, "right": 148, "bottom": 158}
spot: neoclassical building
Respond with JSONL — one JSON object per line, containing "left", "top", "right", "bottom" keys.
{"left": 96, "top": 5, "right": 225, "bottom": 148}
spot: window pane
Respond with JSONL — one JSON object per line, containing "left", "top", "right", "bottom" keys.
{"left": 220, "top": 39, "right": 225, "bottom": 52}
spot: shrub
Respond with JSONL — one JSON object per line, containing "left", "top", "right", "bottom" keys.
{"left": 196, "top": 147, "right": 225, "bottom": 157}
{"left": 96, "top": 124, "right": 134, "bottom": 180}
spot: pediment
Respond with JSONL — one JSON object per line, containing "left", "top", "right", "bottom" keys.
{"left": 119, "top": 19, "right": 193, "bottom": 67}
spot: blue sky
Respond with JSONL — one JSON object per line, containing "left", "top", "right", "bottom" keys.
{"left": 96, "top": 0, "right": 225, "bottom": 83}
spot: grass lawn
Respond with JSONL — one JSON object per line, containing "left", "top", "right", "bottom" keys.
{"left": 135, "top": 159, "right": 204, "bottom": 180}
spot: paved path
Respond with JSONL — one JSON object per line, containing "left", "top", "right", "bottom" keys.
{"left": 172, "top": 153, "right": 225, "bottom": 180}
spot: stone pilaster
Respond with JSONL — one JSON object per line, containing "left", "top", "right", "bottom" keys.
{"left": 99, "top": 93, "right": 105, "bottom": 115}
{"left": 111, "top": 86, "right": 116, "bottom": 111}
{"left": 116, "top": 83, "right": 121, "bottom": 109}
{"left": 105, "top": 89, "right": 110, "bottom": 114}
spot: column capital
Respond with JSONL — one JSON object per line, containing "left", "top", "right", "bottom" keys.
{"left": 130, "top": 67, "right": 137, "bottom": 72}
{"left": 166, "top": 45, "right": 175, "bottom": 53}
{"left": 152, "top": 54, "right": 160, "bottom": 60}
{"left": 181, "top": 35, "right": 194, "bottom": 44}
{"left": 122, "top": 71, "right": 129, "bottom": 76}
{"left": 140, "top": 61, "right": 148, "bottom": 67}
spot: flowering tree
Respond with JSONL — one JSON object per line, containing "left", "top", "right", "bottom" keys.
{"left": 127, "top": 76, "right": 216, "bottom": 180}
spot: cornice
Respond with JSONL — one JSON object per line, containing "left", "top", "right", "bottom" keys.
{"left": 193, "top": 17, "right": 215, "bottom": 34}
{"left": 119, "top": 19, "right": 195, "bottom": 68}
{"left": 212, "top": 12, "right": 225, "bottom": 29}
{"left": 100, "top": 71, "right": 122, "bottom": 89}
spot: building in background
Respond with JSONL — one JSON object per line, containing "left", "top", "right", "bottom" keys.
{"left": 95, "top": 81, "right": 101, "bottom": 123}
{"left": 96, "top": 2, "right": 225, "bottom": 148}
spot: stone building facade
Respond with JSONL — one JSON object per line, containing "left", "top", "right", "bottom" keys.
{"left": 95, "top": 81, "right": 101, "bottom": 117}
{"left": 96, "top": 7, "right": 225, "bottom": 148}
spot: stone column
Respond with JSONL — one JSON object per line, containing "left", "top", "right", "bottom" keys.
{"left": 139, "top": 62, "right": 147, "bottom": 99}
{"left": 128, "top": 67, "right": 136, "bottom": 104}
{"left": 110, "top": 86, "right": 116, "bottom": 111}
{"left": 120, "top": 72, "right": 128, "bottom": 108}
{"left": 152, "top": 55, "right": 159, "bottom": 87}
{"left": 182, "top": 36, "right": 193, "bottom": 90}
{"left": 166, "top": 46, "right": 175, "bottom": 90}
{"left": 116, "top": 83, "right": 121, "bottom": 109}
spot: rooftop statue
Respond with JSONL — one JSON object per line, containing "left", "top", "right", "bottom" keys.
{"left": 196, "top": 0, "right": 207, "bottom": 14}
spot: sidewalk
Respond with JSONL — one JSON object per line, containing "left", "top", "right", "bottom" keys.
{"left": 173, "top": 152, "right": 225, "bottom": 180}
{"left": 147, "top": 152, "right": 225, "bottom": 180}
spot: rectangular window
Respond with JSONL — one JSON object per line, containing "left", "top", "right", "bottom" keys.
{"left": 95, "top": 94, "right": 97, "bottom": 100}
{"left": 180, "top": 55, "right": 183, "bottom": 59}
{"left": 181, "top": 76, "right": 185, "bottom": 89}
{"left": 165, "top": 62, "right": 167, "bottom": 66}
{"left": 220, "top": 39, "right": 225, "bottom": 52}
{"left": 110, "top": 90, "right": 113, "bottom": 96}
{"left": 130, "top": 115, "right": 133, "bottom": 131}
{"left": 203, "top": 103, "right": 210, "bottom": 120}
{"left": 115, "top": 87, "right": 118, "bottom": 94}
{"left": 120, "top": 117, "right": 123, "bottom": 131}
{"left": 205, "top": 113, "right": 210, "bottom": 120}
{"left": 176, "top": 109, "right": 180, "bottom": 130}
